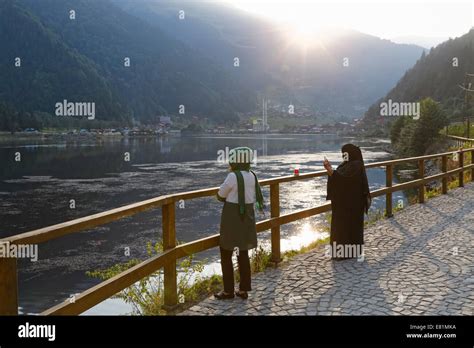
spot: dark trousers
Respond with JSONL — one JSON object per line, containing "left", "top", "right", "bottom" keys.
{"left": 220, "top": 247, "right": 251, "bottom": 293}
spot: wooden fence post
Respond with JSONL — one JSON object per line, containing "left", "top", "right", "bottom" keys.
{"left": 0, "top": 254, "right": 19, "bottom": 315}
{"left": 471, "top": 150, "right": 474, "bottom": 182}
{"left": 270, "top": 183, "right": 281, "bottom": 265}
{"left": 162, "top": 203, "right": 177, "bottom": 309}
{"left": 459, "top": 150, "right": 464, "bottom": 187}
{"left": 442, "top": 155, "right": 448, "bottom": 194}
{"left": 418, "top": 159, "right": 425, "bottom": 203}
{"left": 385, "top": 164, "right": 393, "bottom": 217}
{"left": 467, "top": 118, "right": 471, "bottom": 139}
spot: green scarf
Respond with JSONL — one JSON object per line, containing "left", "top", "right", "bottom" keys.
{"left": 233, "top": 170, "right": 264, "bottom": 216}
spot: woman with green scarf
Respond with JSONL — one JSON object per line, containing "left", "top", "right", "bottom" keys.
{"left": 214, "top": 147, "right": 264, "bottom": 300}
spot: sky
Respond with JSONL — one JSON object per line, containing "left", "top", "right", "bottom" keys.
{"left": 225, "top": 0, "right": 473, "bottom": 47}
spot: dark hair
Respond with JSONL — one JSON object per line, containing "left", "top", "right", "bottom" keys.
{"left": 230, "top": 162, "right": 251, "bottom": 171}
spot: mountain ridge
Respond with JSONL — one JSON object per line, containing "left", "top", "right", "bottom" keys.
{"left": 361, "top": 29, "right": 474, "bottom": 132}
{"left": 0, "top": 0, "right": 431, "bottom": 130}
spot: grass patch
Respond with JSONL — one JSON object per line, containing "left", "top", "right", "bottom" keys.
{"left": 87, "top": 240, "right": 222, "bottom": 315}
{"left": 283, "top": 237, "right": 330, "bottom": 260}
{"left": 87, "top": 222, "right": 332, "bottom": 315}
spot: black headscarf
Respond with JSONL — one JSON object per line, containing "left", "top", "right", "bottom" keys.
{"left": 341, "top": 143, "right": 363, "bottom": 162}
{"left": 338, "top": 144, "right": 371, "bottom": 213}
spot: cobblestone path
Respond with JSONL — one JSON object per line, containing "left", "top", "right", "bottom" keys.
{"left": 183, "top": 183, "right": 474, "bottom": 315}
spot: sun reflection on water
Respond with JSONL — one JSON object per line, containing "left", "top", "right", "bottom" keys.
{"left": 280, "top": 222, "right": 329, "bottom": 252}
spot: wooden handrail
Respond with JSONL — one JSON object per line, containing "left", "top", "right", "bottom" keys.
{"left": 446, "top": 135, "right": 474, "bottom": 147}
{"left": 1, "top": 147, "right": 473, "bottom": 316}
{"left": 1, "top": 172, "right": 329, "bottom": 246}
{"left": 4, "top": 150, "right": 471, "bottom": 246}
{"left": 446, "top": 135, "right": 474, "bottom": 142}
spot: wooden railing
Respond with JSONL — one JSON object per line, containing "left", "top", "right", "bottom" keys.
{"left": 446, "top": 135, "right": 474, "bottom": 147}
{"left": 1, "top": 147, "right": 474, "bottom": 315}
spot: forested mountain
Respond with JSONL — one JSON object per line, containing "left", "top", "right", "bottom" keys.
{"left": 0, "top": 0, "right": 428, "bottom": 130}
{"left": 0, "top": 0, "right": 255, "bottom": 129}
{"left": 361, "top": 29, "right": 474, "bottom": 132}
{"left": 114, "top": 0, "right": 426, "bottom": 118}
{"left": 0, "top": 0, "right": 128, "bottom": 128}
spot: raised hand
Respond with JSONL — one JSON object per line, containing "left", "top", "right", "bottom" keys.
{"left": 323, "top": 158, "right": 334, "bottom": 176}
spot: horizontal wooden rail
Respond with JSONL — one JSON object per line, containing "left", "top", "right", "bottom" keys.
{"left": 3, "top": 194, "right": 178, "bottom": 246}
{"left": 364, "top": 149, "right": 469, "bottom": 168}
{"left": 41, "top": 248, "right": 174, "bottom": 315}
{"left": 446, "top": 135, "right": 474, "bottom": 147}
{"left": 2, "top": 172, "right": 328, "bottom": 246}
{"left": 446, "top": 135, "right": 474, "bottom": 142}
{"left": 2, "top": 149, "right": 470, "bottom": 246}
{"left": 1, "top": 146, "right": 473, "bottom": 316}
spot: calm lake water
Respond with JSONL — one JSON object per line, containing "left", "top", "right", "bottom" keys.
{"left": 0, "top": 134, "right": 406, "bottom": 315}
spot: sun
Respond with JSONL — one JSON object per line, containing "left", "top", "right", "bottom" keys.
{"left": 282, "top": 21, "right": 331, "bottom": 53}
{"left": 293, "top": 22, "right": 320, "bottom": 45}
{"left": 294, "top": 22, "right": 316, "bottom": 37}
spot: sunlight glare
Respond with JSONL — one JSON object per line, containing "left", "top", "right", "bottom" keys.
{"left": 226, "top": 0, "right": 473, "bottom": 44}
{"left": 281, "top": 222, "right": 329, "bottom": 251}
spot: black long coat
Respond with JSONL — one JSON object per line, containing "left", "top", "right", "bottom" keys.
{"left": 326, "top": 160, "right": 369, "bottom": 247}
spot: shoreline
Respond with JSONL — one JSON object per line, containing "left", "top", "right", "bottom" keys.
{"left": 0, "top": 131, "right": 372, "bottom": 141}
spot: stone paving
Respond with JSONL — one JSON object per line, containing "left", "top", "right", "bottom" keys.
{"left": 183, "top": 183, "right": 474, "bottom": 315}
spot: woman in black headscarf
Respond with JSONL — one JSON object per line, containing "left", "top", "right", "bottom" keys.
{"left": 323, "top": 144, "right": 371, "bottom": 260}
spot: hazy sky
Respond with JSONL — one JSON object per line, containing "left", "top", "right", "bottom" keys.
{"left": 226, "top": 0, "right": 473, "bottom": 46}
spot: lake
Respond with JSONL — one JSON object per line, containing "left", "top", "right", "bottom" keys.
{"left": 0, "top": 134, "right": 406, "bottom": 314}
